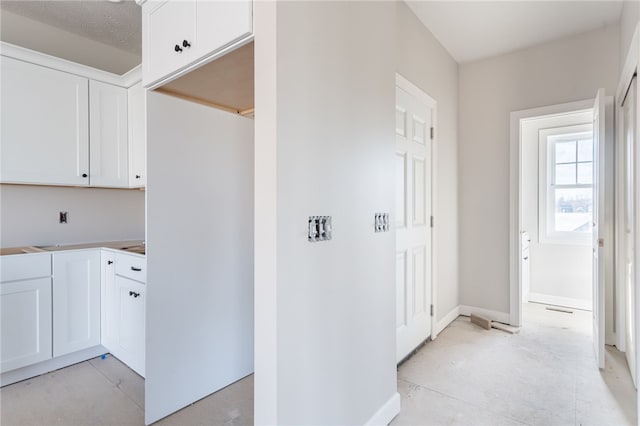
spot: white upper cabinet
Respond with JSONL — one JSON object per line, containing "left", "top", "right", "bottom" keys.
{"left": 1, "top": 49, "right": 146, "bottom": 189}
{"left": 142, "top": 0, "right": 253, "bottom": 88}
{"left": 52, "top": 250, "right": 101, "bottom": 357}
{"left": 89, "top": 81, "right": 129, "bottom": 188}
{"left": 1, "top": 56, "right": 89, "bottom": 186}
{"left": 128, "top": 82, "right": 147, "bottom": 187}
{"left": 144, "top": 0, "right": 198, "bottom": 86}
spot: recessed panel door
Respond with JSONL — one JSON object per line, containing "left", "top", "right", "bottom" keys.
{"left": 395, "top": 84, "right": 432, "bottom": 363}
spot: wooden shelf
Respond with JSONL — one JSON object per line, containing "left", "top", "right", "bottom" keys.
{"left": 156, "top": 41, "right": 254, "bottom": 117}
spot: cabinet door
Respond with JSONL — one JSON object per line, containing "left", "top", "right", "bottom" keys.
{"left": 53, "top": 250, "right": 101, "bottom": 357}
{"left": 196, "top": 0, "right": 252, "bottom": 57}
{"left": 0, "top": 278, "right": 52, "bottom": 373}
{"left": 128, "top": 82, "right": 146, "bottom": 187}
{"left": 115, "top": 276, "right": 145, "bottom": 377}
{"left": 101, "top": 251, "right": 118, "bottom": 351}
{"left": 1, "top": 56, "right": 89, "bottom": 186}
{"left": 90, "top": 81, "right": 129, "bottom": 187}
{"left": 143, "top": 0, "right": 197, "bottom": 86}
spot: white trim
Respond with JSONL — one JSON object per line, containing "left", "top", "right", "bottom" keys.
{"left": 527, "top": 292, "right": 592, "bottom": 311}
{"left": 509, "top": 99, "right": 594, "bottom": 327}
{"left": 1, "top": 345, "right": 107, "bottom": 387}
{"left": 434, "top": 305, "right": 460, "bottom": 336}
{"left": 0, "top": 42, "right": 141, "bottom": 88}
{"left": 459, "top": 305, "right": 510, "bottom": 324}
{"left": 364, "top": 393, "right": 401, "bottom": 426}
{"left": 395, "top": 73, "right": 439, "bottom": 339}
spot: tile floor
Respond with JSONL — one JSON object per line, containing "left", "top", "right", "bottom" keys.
{"left": 1, "top": 302, "right": 635, "bottom": 425}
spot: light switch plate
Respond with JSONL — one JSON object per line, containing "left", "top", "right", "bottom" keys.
{"left": 309, "top": 216, "right": 332, "bottom": 242}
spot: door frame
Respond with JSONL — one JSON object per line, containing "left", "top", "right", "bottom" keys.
{"left": 509, "top": 98, "right": 596, "bottom": 327}
{"left": 616, "top": 23, "right": 640, "bottom": 398}
{"left": 395, "top": 73, "right": 438, "bottom": 339}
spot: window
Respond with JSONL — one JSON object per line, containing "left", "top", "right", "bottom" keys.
{"left": 539, "top": 124, "right": 593, "bottom": 244}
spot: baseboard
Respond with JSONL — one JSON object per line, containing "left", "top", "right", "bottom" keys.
{"left": 459, "top": 305, "right": 510, "bottom": 324}
{"left": 365, "top": 392, "right": 401, "bottom": 426}
{"left": 1, "top": 345, "right": 107, "bottom": 387}
{"left": 527, "top": 292, "right": 591, "bottom": 311}
{"left": 434, "top": 305, "right": 461, "bottom": 337}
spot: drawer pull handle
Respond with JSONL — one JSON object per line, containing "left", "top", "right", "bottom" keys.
{"left": 129, "top": 291, "right": 140, "bottom": 298}
{"left": 131, "top": 266, "right": 142, "bottom": 272}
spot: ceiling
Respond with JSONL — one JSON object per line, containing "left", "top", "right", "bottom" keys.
{"left": 1, "top": 0, "right": 141, "bottom": 55}
{"left": 406, "top": 1, "right": 624, "bottom": 64}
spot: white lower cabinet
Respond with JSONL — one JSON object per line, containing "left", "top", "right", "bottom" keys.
{"left": 0, "top": 277, "right": 52, "bottom": 373}
{"left": 52, "top": 250, "right": 101, "bottom": 357}
{"left": 114, "top": 276, "right": 145, "bottom": 377}
{"left": 101, "top": 250, "right": 146, "bottom": 377}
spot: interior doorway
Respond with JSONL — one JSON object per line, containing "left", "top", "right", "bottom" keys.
{"left": 510, "top": 93, "right": 615, "bottom": 370}
{"left": 520, "top": 110, "right": 594, "bottom": 314}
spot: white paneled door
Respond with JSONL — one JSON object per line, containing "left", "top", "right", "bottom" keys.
{"left": 395, "top": 77, "right": 433, "bottom": 363}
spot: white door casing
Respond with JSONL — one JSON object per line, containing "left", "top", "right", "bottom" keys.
{"left": 395, "top": 76, "right": 434, "bottom": 363}
{"left": 625, "top": 78, "right": 638, "bottom": 385}
{"left": 592, "top": 89, "right": 606, "bottom": 370}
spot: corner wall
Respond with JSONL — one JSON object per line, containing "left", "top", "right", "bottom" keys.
{"left": 255, "top": 2, "right": 398, "bottom": 424}
{"left": 459, "top": 25, "right": 620, "bottom": 314}
{"left": 620, "top": 1, "right": 640, "bottom": 70}
{"left": 396, "top": 2, "right": 459, "bottom": 324}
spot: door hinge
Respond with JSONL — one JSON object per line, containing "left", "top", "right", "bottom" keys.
{"left": 430, "top": 304, "right": 434, "bottom": 317}
{"left": 430, "top": 127, "right": 434, "bottom": 140}
{"left": 430, "top": 216, "right": 434, "bottom": 228}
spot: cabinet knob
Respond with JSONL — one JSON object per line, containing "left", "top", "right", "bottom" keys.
{"left": 182, "top": 40, "right": 191, "bottom": 48}
{"left": 82, "top": 173, "right": 88, "bottom": 178}
{"left": 129, "top": 291, "right": 140, "bottom": 298}
{"left": 174, "top": 44, "right": 183, "bottom": 53}
{"left": 107, "top": 260, "right": 113, "bottom": 265}
{"left": 135, "top": 175, "right": 141, "bottom": 179}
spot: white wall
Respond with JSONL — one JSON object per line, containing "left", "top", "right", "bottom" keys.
{"left": 0, "top": 184, "right": 144, "bottom": 247}
{"left": 145, "top": 93, "right": 254, "bottom": 424}
{"left": 396, "top": 2, "right": 459, "bottom": 323}
{"left": 0, "top": 10, "right": 140, "bottom": 75}
{"left": 459, "top": 25, "right": 620, "bottom": 314}
{"left": 254, "top": 2, "right": 397, "bottom": 424}
{"left": 521, "top": 112, "right": 593, "bottom": 307}
{"left": 620, "top": 1, "right": 640, "bottom": 70}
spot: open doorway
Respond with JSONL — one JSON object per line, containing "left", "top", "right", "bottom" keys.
{"left": 520, "top": 110, "right": 594, "bottom": 314}
{"left": 510, "top": 94, "right": 615, "bottom": 369}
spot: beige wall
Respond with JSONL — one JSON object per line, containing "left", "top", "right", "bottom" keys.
{"left": 0, "top": 10, "right": 140, "bottom": 75}
{"left": 459, "top": 25, "right": 620, "bottom": 314}
{"left": 620, "top": 1, "right": 640, "bottom": 70}
{"left": 255, "top": 1, "right": 397, "bottom": 424}
{"left": 396, "top": 1, "right": 459, "bottom": 322}
{"left": 1, "top": 184, "right": 145, "bottom": 247}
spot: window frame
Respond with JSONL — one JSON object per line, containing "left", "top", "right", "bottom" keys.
{"left": 538, "top": 123, "right": 593, "bottom": 245}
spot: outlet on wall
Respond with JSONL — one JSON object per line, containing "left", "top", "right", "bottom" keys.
{"left": 59, "top": 211, "right": 68, "bottom": 224}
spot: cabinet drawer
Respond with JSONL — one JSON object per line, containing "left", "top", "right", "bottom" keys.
{"left": 0, "top": 253, "right": 51, "bottom": 283}
{"left": 116, "top": 252, "right": 146, "bottom": 283}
